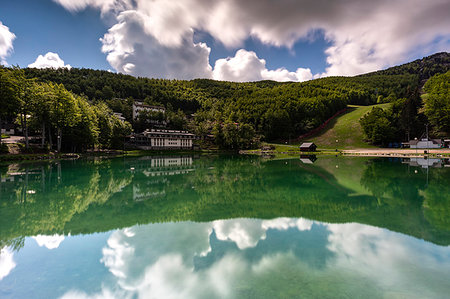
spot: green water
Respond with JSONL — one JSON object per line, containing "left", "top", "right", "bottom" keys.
{"left": 0, "top": 155, "right": 449, "bottom": 298}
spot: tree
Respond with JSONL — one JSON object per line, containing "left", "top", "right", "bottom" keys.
{"left": 66, "top": 95, "right": 99, "bottom": 151}
{"left": 94, "top": 102, "right": 132, "bottom": 149}
{"left": 50, "top": 84, "right": 81, "bottom": 152}
{"left": 360, "top": 107, "right": 396, "bottom": 145}
{"left": 110, "top": 115, "right": 132, "bottom": 149}
{"left": 31, "top": 82, "right": 55, "bottom": 148}
{"left": 167, "top": 109, "right": 187, "bottom": 130}
{"left": 95, "top": 102, "right": 114, "bottom": 148}
{"left": 9, "top": 67, "right": 36, "bottom": 149}
{"left": 423, "top": 71, "right": 450, "bottom": 135}
{"left": 0, "top": 67, "right": 20, "bottom": 144}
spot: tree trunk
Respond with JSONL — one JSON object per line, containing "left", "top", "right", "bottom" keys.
{"left": 41, "top": 122, "right": 46, "bottom": 148}
{"left": 48, "top": 126, "right": 53, "bottom": 150}
{"left": 20, "top": 113, "right": 24, "bottom": 138}
{"left": 57, "top": 128, "right": 62, "bottom": 152}
{"left": 0, "top": 115, "right": 2, "bottom": 144}
{"left": 24, "top": 114, "right": 29, "bottom": 149}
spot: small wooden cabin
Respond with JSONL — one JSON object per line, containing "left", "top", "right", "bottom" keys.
{"left": 299, "top": 142, "right": 317, "bottom": 152}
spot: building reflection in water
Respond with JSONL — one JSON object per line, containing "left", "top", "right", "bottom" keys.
{"left": 402, "top": 157, "right": 449, "bottom": 169}
{"left": 125, "top": 156, "right": 196, "bottom": 202}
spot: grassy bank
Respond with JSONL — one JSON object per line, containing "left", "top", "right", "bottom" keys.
{"left": 304, "top": 103, "right": 391, "bottom": 149}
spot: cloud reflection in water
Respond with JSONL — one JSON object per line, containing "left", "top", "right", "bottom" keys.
{"left": 60, "top": 218, "right": 450, "bottom": 299}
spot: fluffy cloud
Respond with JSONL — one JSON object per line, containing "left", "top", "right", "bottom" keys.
{"left": 52, "top": 0, "right": 132, "bottom": 16}
{"left": 100, "top": 10, "right": 212, "bottom": 79}
{"left": 0, "top": 247, "right": 16, "bottom": 280}
{"left": 55, "top": 0, "right": 450, "bottom": 78}
{"left": 213, "top": 217, "right": 314, "bottom": 249}
{"left": 28, "top": 52, "right": 71, "bottom": 69}
{"left": 0, "top": 21, "right": 16, "bottom": 65}
{"left": 213, "top": 49, "right": 312, "bottom": 82}
{"left": 213, "top": 219, "right": 267, "bottom": 249}
{"left": 32, "top": 234, "right": 65, "bottom": 249}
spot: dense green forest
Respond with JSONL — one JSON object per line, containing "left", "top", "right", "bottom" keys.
{"left": 1, "top": 52, "right": 449, "bottom": 150}
{"left": 0, "top": 67, "right": 131, "bottom": 152}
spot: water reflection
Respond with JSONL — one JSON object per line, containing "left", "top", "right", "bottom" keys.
{"left": 1, "top": 155, "right": 450, "bottom": 298}
{"left": 402, "top": 157, "right": 450, "bottom": 168}
{"left": 32, "top": 234, "right": 65, "bottom": 250}
{"left": 0, "top": 247, "right": 15, "bottom": 280}
{"left": 55, "top": 219, "right": 450, "bottom": 299}
{"left": 299, "top": 155, "right": 317, "bottom": 164}
{"left": 1, "top": 155, "right": 450, "bottom": 248}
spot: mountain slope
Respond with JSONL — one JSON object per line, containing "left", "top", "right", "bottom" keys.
{"left": 305, "top": 103, "right": 392, "bottom": 149}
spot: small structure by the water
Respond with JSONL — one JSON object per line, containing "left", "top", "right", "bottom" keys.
{"left": 407, "top": 138, "right": 442, "bottom": 149}
{"left": 300, "top": 142, "right": 317, "bottom": 152}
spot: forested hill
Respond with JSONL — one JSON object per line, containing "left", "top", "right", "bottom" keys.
{"left": 362, "top": 52, "right": 450, "bottom": 81}
{"left": 19, "top": 52, "right": 450, "bottom": 145}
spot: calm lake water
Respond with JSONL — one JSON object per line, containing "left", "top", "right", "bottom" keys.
{"left": 0, "top": 155, "right": 449, "bottom": 299}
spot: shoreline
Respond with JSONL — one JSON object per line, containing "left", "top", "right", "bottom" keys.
{"left": 240, "top": 147, "right": 450, "bottom": 159}
{"left": 1, "top": 147, "right": 450, "bottom": 164}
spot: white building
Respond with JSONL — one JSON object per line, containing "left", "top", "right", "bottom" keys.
{"left": 132, "top": 101, "right": 166, "bottom": 120}
{"left": 133, "top": 129, "right": 195, "bottom": 149}
{"left": 409, "top": 138, "right": 442, "bottom": 149}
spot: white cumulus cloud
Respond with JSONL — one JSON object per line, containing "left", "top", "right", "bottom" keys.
{"left": 100, "top": 10, "right": 212, "bottom": 79}
{"left": 213, "top": 49, "right": 312, "bottom": 82}
{"left": 0, "top": 21, "right": 16, "bottom": 65}
{"left": 212, "top": 217, "right": 314, "bottom": 249}
{"left": 28, "top": 52, "right": 72, "bottom": 69}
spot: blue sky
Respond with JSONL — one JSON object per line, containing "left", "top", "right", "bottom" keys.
{"left": 0, "top": 0, "right": 448, "bottom": 81}
{"left": 0, "top": 0, "right": 110, "bottom": 70}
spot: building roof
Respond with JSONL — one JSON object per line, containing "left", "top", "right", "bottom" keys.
{"left": 300, "top": 142, "right": 316, "bottom": 148}
{"left": 139, "top": 129, "right": 195, "bottom": 137}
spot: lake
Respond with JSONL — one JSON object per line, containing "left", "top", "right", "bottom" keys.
{"left": 0, "top": 155, "right": 449, "bottom": 298}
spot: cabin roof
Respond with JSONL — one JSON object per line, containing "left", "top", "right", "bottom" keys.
{"left": 300, "top": 142, "right": 316, "bottom": 148}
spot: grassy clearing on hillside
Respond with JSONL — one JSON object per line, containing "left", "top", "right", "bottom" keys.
{"left": 303, "top": 103, "right": 392, "bottom": 149}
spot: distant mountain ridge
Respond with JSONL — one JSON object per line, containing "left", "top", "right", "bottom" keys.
{"left": 362, "top": 52, "right": 450, "bottom": 82}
